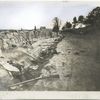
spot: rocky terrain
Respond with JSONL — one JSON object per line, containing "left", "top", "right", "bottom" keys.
{"left": 0, "top": 6, "right": 100, "bottom": 91}
{"left": 30, "top": 28, "right": 100, "bottom": 91}
{"left": 0, "top": 26, "right": 100, "bottom": 91}
{"left": 0, "top": 29, "right": 63, "bottom": 91}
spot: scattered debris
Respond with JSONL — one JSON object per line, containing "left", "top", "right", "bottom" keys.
{"left": 0, "top": 33, "right": 63, "bottom": 90}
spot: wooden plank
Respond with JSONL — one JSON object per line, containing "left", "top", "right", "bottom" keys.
{"left": 9, "top": 74, "right": 60, "bottom": 87}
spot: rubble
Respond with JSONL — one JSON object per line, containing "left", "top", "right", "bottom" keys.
{"left": 0, "top": 30, "right": 63, "bottom": 90}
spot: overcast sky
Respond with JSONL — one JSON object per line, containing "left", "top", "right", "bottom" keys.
{"left": 0, "top": 1, "right": 100, "bottom": 29}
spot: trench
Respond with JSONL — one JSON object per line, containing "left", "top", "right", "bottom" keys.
{"left": 8, "top": 37, "right": 62, "bottom": 91}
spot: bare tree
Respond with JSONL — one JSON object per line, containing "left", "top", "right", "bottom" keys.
{"left": 73, "top": 17, "right": 77, "bottom": 28}
{"left": 52, "top": 17, "right": 61, "bottom": 37}
{"left": 34, "top": 26, "right": 37, "bottom": 38}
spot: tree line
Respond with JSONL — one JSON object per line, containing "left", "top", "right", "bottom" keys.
{"left": 52, "top": 6, "right": 100, "bottom": 32}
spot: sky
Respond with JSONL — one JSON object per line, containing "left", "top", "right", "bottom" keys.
{"left": 0, "top": 1, "right": 100, "bottom": 29}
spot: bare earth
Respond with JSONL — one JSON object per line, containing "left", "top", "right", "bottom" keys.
{"left": 57, "top": 32, "right": 100, "bottom": 91}
{"left": 1, "top": 30, "right": 100, "bottom": 91}
{"left": 32, "top": 31, "right": 100, "bottom": 91}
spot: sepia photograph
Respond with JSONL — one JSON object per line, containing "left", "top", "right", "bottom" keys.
{"left": 0, "top": 0, "right": 100, "bottom": 92}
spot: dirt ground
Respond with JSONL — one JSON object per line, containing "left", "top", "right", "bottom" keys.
{"left": 32, "top": 30, "right": 100, "bottom": 91}
{"left": 1, "top": 30, "right": 100, "bottom": 91}
{"left": 56, "top": 31, "right": 100, "bottom": 91}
